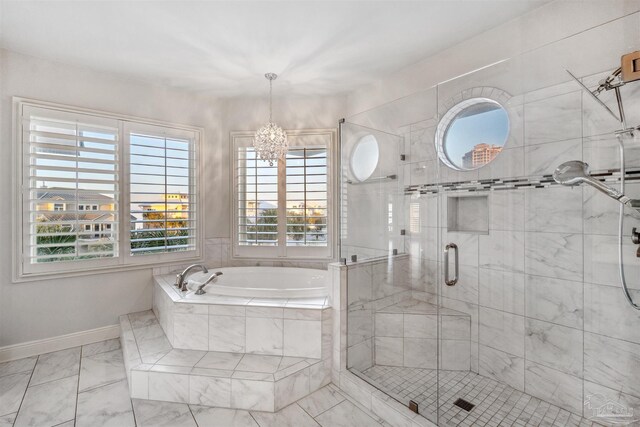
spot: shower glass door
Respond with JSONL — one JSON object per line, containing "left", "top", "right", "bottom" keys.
{"left": 341, "top": 86, "right": 445, "bottom": 425}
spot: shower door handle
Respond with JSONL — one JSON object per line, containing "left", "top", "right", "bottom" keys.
{"left": 444, "top": 243, "right": 459, "bottom": 286}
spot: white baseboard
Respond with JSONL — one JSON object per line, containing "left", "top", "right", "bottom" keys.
{"left": 0, "top": 324, "right": 120, "bottom": 363}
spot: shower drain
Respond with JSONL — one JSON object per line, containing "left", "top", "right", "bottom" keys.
{"left": 453, "top": 398, "right": 475, "bottom": 412}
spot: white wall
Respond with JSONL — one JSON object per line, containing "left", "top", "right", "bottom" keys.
{"left": 0, "top": 49, "right": 346, "bottom": 348}
{"left": 347, "top": 0, "right": 640, "bottom": 116}
{"left": 0, "top": 49, "right": 224, "bottom": 347}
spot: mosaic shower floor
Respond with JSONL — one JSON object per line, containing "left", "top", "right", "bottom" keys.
{"left": 357, "top": 365, "right": 607, "bottom": 427}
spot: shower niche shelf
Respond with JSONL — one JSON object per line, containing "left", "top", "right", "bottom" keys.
{"left": 447, "top": 195, "right": 489, "bottom": 234}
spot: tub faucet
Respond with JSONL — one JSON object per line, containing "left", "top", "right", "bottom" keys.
{"left": 175, "top": 264, "right": 208, "bottom": 292}
{"left": 195, "top": 272, "right": 223, "bottom": 295}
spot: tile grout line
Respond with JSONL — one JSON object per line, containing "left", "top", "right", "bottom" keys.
{"left": 292, "top": 402, "right": 322, "bottom": 426}
{"left": 186, "top": 404, "right": 199, "bottom": 427}
{"left": 73, "top": 349, "right": 82, "bottom": 427}
{"left": 129, "top": 397, "right": 138, "bottom": 427}
{"left": 11, "top": 355, "right": 39, "bottom": 427}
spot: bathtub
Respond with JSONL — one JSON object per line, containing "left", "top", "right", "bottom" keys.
{"left": 183, "top": 266, "right": 329, "bottom": 299}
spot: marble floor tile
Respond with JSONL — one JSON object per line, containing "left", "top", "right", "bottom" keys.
{"left": 0, "top": 357, "right": 37, "bottom": 378}
{"left": 132, "top": 399, "right": 197, "bottom": 427}
{"left": 81, "top": 338, "right": 121, "bottom": 358}
{"left": 78, "top": 349, "right": 127, "bottom": 392}
{"left": 128, "top": 310, "right": 158, "bottom": 329}
{"left": 236, "top": 354, "right": 283, "bottom": 373}
{"left": 315, "top": 400, "right": 383, "bottom": 427}
{"left": 14, "top": 375, "right": 77, "bottom": 427}
{"left": 29, "top": 347, "right": 80, "bottom": 386}
{"left": 190, "top": 406, "right": 258, "bottom": 427}
{"left": 0, "top": 371, "right": 30, "bottom": 416}
{"left": 75, "top": 380, "right": 134, "bottom": 427}
{"left": 156, "top": 349, "right": 206, "bottom": 367}
{"left": 195, "top": 351, "right": 243, "bottom": 370}
{"left": 296, "top": 385, "right": 345, "bottom": 417}
{"left": 250, "top": 403, "right": 320, "bottom": 427}
{"left": 0, "top": 413, "right": 16, "bottom": 427}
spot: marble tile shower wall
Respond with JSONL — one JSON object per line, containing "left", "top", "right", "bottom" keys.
{"left": 400, "top": 73, "right": 640, "bottom": 417}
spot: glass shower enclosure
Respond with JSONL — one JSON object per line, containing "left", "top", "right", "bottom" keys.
{"left": 340, "top": 13, "right": 640, "bottom": 425}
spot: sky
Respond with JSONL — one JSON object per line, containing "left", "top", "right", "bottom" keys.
{"left": 444, "top": 105, "right": 509, "bottom": 168}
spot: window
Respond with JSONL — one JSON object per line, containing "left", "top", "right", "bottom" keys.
{"left": 232, "top": 129, "right": 335, "bottom": 259}
{"left": 78, "top": 204, "right": 99, "bottom": 211}
{"left": 16, "top": 101, "right": 201, "bottom": 278}
{"left": 350, "top": 134, "right": 379, "bottom": 182}
{"left": 436, "top": 96, "right": 510, "bottom": 171}
{"left": 126, "top": 124, "right": 197, "bottom": 257}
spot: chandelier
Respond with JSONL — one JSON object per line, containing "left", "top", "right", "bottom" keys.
{"left": 254, "top": 73, "right": 288, "bottom": 166}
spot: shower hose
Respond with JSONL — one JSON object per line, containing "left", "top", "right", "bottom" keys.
{"left": 617, "top": 133, "right": 640, "bottom": 309}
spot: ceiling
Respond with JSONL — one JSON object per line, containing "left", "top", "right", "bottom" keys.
{"left": 0, "top": 1, "right": 550, "bottom": 97}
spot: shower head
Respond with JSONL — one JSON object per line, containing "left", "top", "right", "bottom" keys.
{"left": 553, "top": 160, "right": 632, "bottom": 204}
{"left": 566, "top": 70, "right": 620, "bottom": 122}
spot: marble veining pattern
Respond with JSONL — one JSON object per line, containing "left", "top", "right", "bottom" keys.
{"left": 28, "top": 347, "right": 80, "bottom": 386}
{"left": 1, "top": 339, "right": 389, "bottom": 427}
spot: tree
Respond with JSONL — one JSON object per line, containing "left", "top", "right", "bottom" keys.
{"left": 132, "top": 211, "right": 189, "bottom": 253}
{"left": 245, "top": 205, "right": 327, "bottom": 244}
{"left": 35, "top": 222, "right": 76, "bottom": 262}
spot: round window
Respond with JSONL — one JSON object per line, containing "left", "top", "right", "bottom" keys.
{"left": 350, "top": 134, "right": 379, "bottom": 182}
{"left": 435, "top": 98, "right": 510, "bottom": 171}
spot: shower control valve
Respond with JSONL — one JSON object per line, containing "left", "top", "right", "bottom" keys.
{"left": 632, "top": 227, "right": 640, "bottom": 245}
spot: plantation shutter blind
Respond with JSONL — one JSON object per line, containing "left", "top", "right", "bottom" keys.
{"left": 285, "top": 147, "right": 328, "bottom": 247}
{"left": 126, "top": 124, "right": 198, "bottom": 257}
{"left": 22, "top": 106, "right": 120, "bottom": 273}
{"left": 236, "top": 139, "right": 279, "bottom": 247}
{"left": 233, "top": 130, "right": 333, "bottom": 259}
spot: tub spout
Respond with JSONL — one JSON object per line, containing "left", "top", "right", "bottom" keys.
{"left": 175, "top": 264, "right": 208, "bottom": 292}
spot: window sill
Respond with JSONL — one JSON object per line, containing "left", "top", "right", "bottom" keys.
{"left": 13, "top": 256, "right": 204, "bottom": 284}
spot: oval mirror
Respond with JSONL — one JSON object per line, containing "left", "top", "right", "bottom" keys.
{"left": 436, "top": 98, "right": 510, "bottom": 171}
{"left": 351, "top": 134, "right": 379, "bottom": 182}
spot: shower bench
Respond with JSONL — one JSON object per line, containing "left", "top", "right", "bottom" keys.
{"left": 373, "top": 298, "right": 471, "bottom": 371}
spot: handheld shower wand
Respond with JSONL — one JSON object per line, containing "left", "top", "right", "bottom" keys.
{"left": 553, "top": 161, "right": 640, "bottom": 215}
{"left": 554, "top": 160, "right": 640, "bottom": 310}
{"left": 553, "top": 161, "right": 629, "bottom": 203}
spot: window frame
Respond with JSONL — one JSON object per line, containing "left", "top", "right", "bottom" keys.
{"left": 12, "top": 98, "right": 204, "bottom": 281}
{"left": 230, "top": 129, "right": 337, "bottom": 261}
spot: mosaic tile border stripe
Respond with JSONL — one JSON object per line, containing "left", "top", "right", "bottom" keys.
{"left": 405, "top": 168, "right": 640, "bottom": 195}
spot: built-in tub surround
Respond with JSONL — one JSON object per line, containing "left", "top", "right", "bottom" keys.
{"left": 118, "top": 266, "right": 334, "bottom": 412}
{"left": 153, "top": 269, "right": 331, "bottom": 359}
{"left": 120, "top": 311, "right": 331, "bottom": 412}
